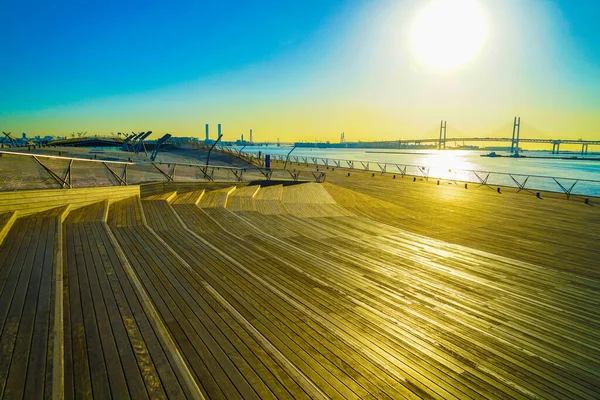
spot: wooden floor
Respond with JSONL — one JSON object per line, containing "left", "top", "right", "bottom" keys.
{"left": 63, "top": 200, "right": 190, "bottom": 399}
{"left": 0, "top": 206, "right": 66, "bottom": 398}
{"left": 0, "top": 178, "right": 599, "bottom": 399}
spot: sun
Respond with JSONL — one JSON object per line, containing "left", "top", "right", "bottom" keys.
{"left": 411, "top": 0, "right": 487, "bottom": 69}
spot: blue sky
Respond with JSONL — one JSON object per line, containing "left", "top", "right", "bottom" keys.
{"left": 1, "top": 0, "right": 349, "bottom": 110}
{"left": 1, "top": 0, "right": 599, "bottom": 140}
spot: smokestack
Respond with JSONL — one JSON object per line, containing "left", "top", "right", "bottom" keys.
{"left": 218, "top": 124, "right": 221, "bottom": 137}
{"left": 205, "top": 124, "right": 209, "bottom": 141}
{"left": 242, "top": 134, "right": 244, "bottom": 142}
{"left": 250, "top": 129, "right": 253, "bottom": 143}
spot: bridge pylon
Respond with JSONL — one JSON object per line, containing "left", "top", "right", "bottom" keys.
{"left": 511, "top": 117, "right": 521, "bottom": 154}
{"left": 438, "top": 120, "right": 447, "bottom": 150}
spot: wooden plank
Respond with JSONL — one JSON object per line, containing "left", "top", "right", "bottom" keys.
{"left": 171, "top": 190, "right": 205, "bottom": 205}
{"left": 281, "top": 183, "right": 336, "bottom": 204}
{"left": 24, "top": 214, "right": 57, "bottom": 399}
{"left": 110, "top": 226, "right": 228, "bottom": 399}
{"left": 197, "top": 187, "right": 236, "bottom": 208}
{"left": 0, "top": 185, "right": 140, "bottom": 216}
{"left": 0, "top": 208, "right": 66, "bottom": 398}
{"left": 110, "top": 199, "right": 317, "bottom": 399}
{"left": 163, "top": 206, "right": 416, "bottom": 399}
{"left": 161, "top": 227, "right": 413, "bottom": 399}
{"left": 100, "top": 221, "right": 192, "bottom": 399}
{"left": 144, "top": 191, "right": 178, "bottom": 202}
{"left": 211, "top": 189, "right": 600, "bottom": 395}
{"left": 73, "top": 222, "right": 112, "bottom": 398}
{"left": 0, "top": 217, "right": 41, "bottom": 395}
{"left": 3, "top": 216, "right": 49, "bottom": 397}
{"left": 0, "top": 212, "right": 17, "bottom": 246}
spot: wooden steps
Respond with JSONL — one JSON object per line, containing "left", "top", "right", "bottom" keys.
{"left": 143, "top": 191, "right": 178, "bottom": 202}
{"left": 146, "top": 203, "right": 404, "bottom": 399}
{"left": 0, "top": 185, "right": 140, "bottom": 216}
{"left": 281, "top": 182, "right": 336, "bottom": 204}
{"left": 226, "top": 185, "right": 260, "bottom": 212}
{"left": 0, "top": 206, "right": 68, "bottom": 398}
{"left": 171, "top": 204, "right": 224, "bottom": 234}
{"left": 283, "top": 203, "right": 354, "bottom": 218}
{"left": 65, "top": 200, "right": 107, "bottom": 223}
{"left": 201, "top": 208, "right": 259, "bottom": 237}
{"left": 254, "top": 185, "right": 288, "bottom": 215}
{"left": 106, "top": 196, "right": 145, "bottom": 228}
{"left": 198, "top": 187, "right": 236, "bottom": 208}
{"left": 142, "top": 199, "right": 190, "bottom": 231}
{"left": 171, "top": 190, "right": 205, "bottom": 205}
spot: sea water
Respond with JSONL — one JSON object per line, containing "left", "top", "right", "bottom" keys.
{"left": 233, "top": 146, "right": 600, "bottom": 196}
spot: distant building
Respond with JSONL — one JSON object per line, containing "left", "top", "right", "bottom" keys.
{"left": 22, "top": 133, "right": 27, "bottom": 139}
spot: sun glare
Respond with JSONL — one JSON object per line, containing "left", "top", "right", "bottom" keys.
{"left": 411, "top": 0, "right": 487, "bottom": 69}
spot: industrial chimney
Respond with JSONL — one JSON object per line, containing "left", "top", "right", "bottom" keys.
{"left": 205, "top": 124, "right": 209, "bottom": 141}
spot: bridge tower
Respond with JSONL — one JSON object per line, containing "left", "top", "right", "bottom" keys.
{"left": 510, "top": 117, "right": 521, "bottom": 154}
{"left": 438, "top": 120, "right": 447, "bottom": 150}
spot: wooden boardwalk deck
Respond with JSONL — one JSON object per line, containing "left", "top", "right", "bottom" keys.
{"left": 0, "top": 206, "right": 67, "bottom": 398}
{"left": 0, "top": 178, "right": 599, "bottom": 398}
{"left": 63, "top": 200, "right": 190, "bottom": 399}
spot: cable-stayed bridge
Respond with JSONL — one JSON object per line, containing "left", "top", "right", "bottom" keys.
{"left": 385, "top": 117, "right": 600, "bottom": 154}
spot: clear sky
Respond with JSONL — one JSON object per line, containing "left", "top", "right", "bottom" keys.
{"left": 1, "top": 0, "right": 599, "bottom": 142}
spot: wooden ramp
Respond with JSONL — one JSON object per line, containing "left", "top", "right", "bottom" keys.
{"left": 111, "top": 197, "right": 303, "bottom": 399}
{"left": 254, "top": 185, "right": 288, "bottom": 215}
{"left": 143, "top": 191, "right": 178, "bottom": 202}
{"left": 281, "top": 183, "right": 354, "bottom": 217}
{"left": 171, "top": 190, "right": 205, "bottom": 205}
{"left": 197, "top": 187, "right": 236, "bottom": 208}
{"left": 171, "top": 204, "right": 223, "bottom": 234}
{"left": 225, "top": 204, "right": 600, "bottom": 399}
{"left": 150, "top": 199, "right": 406, "bottom": 399}
{"left": 63, "top": 200, "right": 189, "bottom": 398}
{"left": 0, "top": 206, "right": 67, "bottom": 398}
{"left": 281, "top": 182, "right": 336, "bottom": 204}
{"left": 324, "top": 170, "right": 600, "bottom": 279}
{"left": 226, "top": 185, "right": 260, "bottom": 212}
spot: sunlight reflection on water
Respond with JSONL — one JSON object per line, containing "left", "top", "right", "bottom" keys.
{"left": 235, "top": 146, "right": 600, "bottom": 196}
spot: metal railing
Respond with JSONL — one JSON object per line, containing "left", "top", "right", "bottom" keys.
{"left": 227, "top": 148, "right": 600, "bottom": 198}
{"left": 0, "top": 150, "right": 325, "bottom": 190}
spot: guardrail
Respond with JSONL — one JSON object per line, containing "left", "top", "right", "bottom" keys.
{"left": 225, "top": 148, "right": 600, "bottom": 198}
{"left": 0, "top": 150, "right": 325, "bottom": 190}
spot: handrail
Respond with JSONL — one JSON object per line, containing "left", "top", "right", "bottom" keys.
{"left": 0, "top": 150, "right": 325, "bottom": 189}
{"left": 227, "top": 147, "right": 600, "bottom": 198}
{"left": 0, "top": 150, "right": 135, "bottom": 165}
